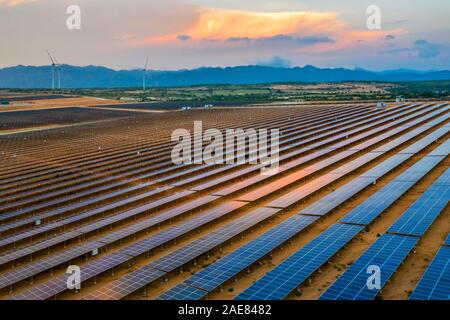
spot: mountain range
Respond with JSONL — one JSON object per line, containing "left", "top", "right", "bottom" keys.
{"left": 1, "top": 65, "right": 450, "bottom": 89}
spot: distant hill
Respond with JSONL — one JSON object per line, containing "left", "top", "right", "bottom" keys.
{"left": 1, "top": 64, "right": 450, "bottom": 89}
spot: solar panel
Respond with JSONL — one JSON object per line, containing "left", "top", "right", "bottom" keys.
{"left": 0, "top": 240, "right": 102, "bottom": 291}
{"left": 320, "top": 234, "right": 418, "bottom": 300}
{"left": 0, "top": 185, "right": 173, "bottom": 233}
{"left": 395, "top": 156, "right": 445, "bottom": 182}
{"left": 341, "top": 155, "right": 448, "bottom": 226}
{"left": 120, "top": 200, "right": 247, "bottom": 257}
{"left": 267, "top": 173, "right": 343, "bottom": 209}
{"left": 82, "top": 266, "right": 165, "bottom": 300}
{"left": 340, "top": 180, "right": 413, "bottom": 225}
{"left": 11, "top": 252, "right": 129, "bottom": 300}
{"left": 388, "top": 169, "right": 450, "bottom": 237}
{"left": 7, "top": 200, "right": 247, "bottom": 300}
{"left": 157, "top": 283, "right": 208, "bottom": 301}
{"left": 150, "top": 207, "right": 280, "bottom": 273}
{"left": 85, "top": 207, "right": 281, "bottom": 300}
{"left": 0, "top": 192, "right": 212, "bottom": 267}
{"left": 360, "top": 154, "right": 411, "bottom": 179}
{"left": 215, "top": 104, "right": 446, "bottom": 200}
{"left": 300, "top": 177, "right": 374, "bottom": 216}
{"left": 399, "top": 127, "right": 448, "bottom": 154}
{"left": 235, "top": 224, "right": 364, "bottom": 300}
{"left": 176, "top": 215, "right": 318, "bottom": 293}
{"left": 421, "top": 138, "right": 450, "bottom": 157}
{"left": 409, "top": 245, "right": 450, "bottom": 300}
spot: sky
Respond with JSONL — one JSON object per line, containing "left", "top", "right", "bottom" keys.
{"left": 1, "top": 0, "right": 449, "bottom": 71}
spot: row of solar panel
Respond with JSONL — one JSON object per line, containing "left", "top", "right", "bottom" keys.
{"left": 320, "top": 168, "right": 450, "bottom": 300}
{"left": 409, "top": 237, "right": 450, "bottom": 300}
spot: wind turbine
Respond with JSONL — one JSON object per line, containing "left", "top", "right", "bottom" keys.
{"left": 46, "top": 50, "right": 56, "bottom": 90}
{"left": 143, "top": 56, "right": 149, "bottom": 91}
{"left": 53, "top": 56, "right": 62, "bottom": 90}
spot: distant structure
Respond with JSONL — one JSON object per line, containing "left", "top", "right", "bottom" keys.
{"left": 377, "top": 101, "right": 387, "bottom": 109}
{"left": 143, "top": 56, "right": 149, "bottom": 91}
{"left": 396, "top": 96, "right": 405, "bottom": 103}
{"left": 181, "top": 106, "right": 192, "bottom": 111}
{"left": 204, "top": 104, "right": 213, "bottom": 109}
{"left": 46, "top": 50, "right": 56, "bottom": 90}
{"left": 46, "top": 50, "right": 61, "bottom": 90}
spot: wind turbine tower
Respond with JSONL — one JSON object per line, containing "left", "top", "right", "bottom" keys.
{"left": 46, "top": 50, "right": 56, "bottom": 90}
{"left": 53, "top": 56, "right": 62, "bottom": 90}
{"left": 143, "top": 56, "right": 149, "bottom": 91}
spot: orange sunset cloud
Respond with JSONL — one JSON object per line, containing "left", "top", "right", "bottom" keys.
{"left": 132, "top": 8, "right": 345, "bottom": 45}
{"left": 0, "top": 0, "right": 37, "bottom": 6}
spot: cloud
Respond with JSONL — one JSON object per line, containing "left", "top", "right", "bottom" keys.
{"left": 186, "top": 9, "right": 341, "bottom": 40}
{"left": 227, "top": 37, "right": 252, "bottom": 43}
{"left": 0, "top": 0, "right": 36, "bottom": 6}
{"left": 138, "top": 8, "right": 344, "bottom": 45}
{"left": 385, "top": 35, "right": 396, "bottom": 40}
{"left": 255, "top": 34, "right": 334, "bottom": 46}
{"left": 382, "top": 39, "right": 442, "bottom": 59}
{"left": 225, "top": 34, "right": 334, "bottom": 47}
{"left": 256, "top": 56, "right": 292, "bottom": 68}
{"left": 414, "top": 39, "right": 440, "bottom": 58}
{"left": 177, "top": 34, "right": 192, "bottom": 41}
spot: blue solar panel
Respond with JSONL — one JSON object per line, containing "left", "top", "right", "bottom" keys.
{"left": 388, "top": 170, "right": 450, "bottom": 237}
{"left": 360, "top": 154, "right": 411, "bottom": 179}
{"left": 178, "top": 215, "right": 318, "bottom": 293}
{"left": 426, "top": 138, "right": 450, "bottom": 157}
{"left": 235, "top": 224, "right": 364, "bottom": 300}
{"left": 300, "top": 177, "right": 374, "bottom": 216}
{"left": 320, "top": 234, "right": 418, "bottom": 300}
{"left": 341, "top": 154, "right": 447, "bottom": 226}
{"left": 409, "top": 246, "right": 450, "bottom": 300}
{"left": 157, "top": 283, "right": 208, "bottom": 300}
{"left": 340, "top": 181, "right": 413, "bottom": 225}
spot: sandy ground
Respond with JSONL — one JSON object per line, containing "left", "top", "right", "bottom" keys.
{"left": 0, "top": 97, "right": 121, "bottom": 112}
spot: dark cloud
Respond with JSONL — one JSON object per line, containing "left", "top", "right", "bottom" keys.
{"left": 177, "top": 34, "right": 192, "bottom": 41}
{"left": 414, "top": 39, "right": 440, "bottom": 58}
{"left": 225, "top": 34, "right": 333, "bottom": 47}
{"left": 255, "top": 34, "right": 334, "bottom": 46}
{"left": 227, "top": 37, "right": 252, "bottom": 43}
{"left": 385, "top": 35, "right": 396, "bottom": 40}
{"left": 382, "top": 39, "right": 441, "bottom": 59}
{"left": 255, "top": 56, "right": 292, "bottom": 68}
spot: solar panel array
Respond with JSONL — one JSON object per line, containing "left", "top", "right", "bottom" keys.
{"left": 320, "top": 234, "right": 418, "bottom": 300}
{"left": 1, "top": 101, "right": 449, "bottom": 301}
{"left": 320, "top": 166, "right": 450, "bottom": 300}
{"left": 84, "top": 207, "right": 281, "bottom": 300}
{"left": 235, "top": 224, "right": 364, "bottom": 300}
{"left": 387, "top": 168, "right": 450, "bottom": 237}
{"left": 341, "top": 155, "right": 448, "bottom": 226}
{"left": 158, "top": 215, "right": 318, "bottom": 299}
{"left": 409, "top": 245, "right": 450, "bottom": 300}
